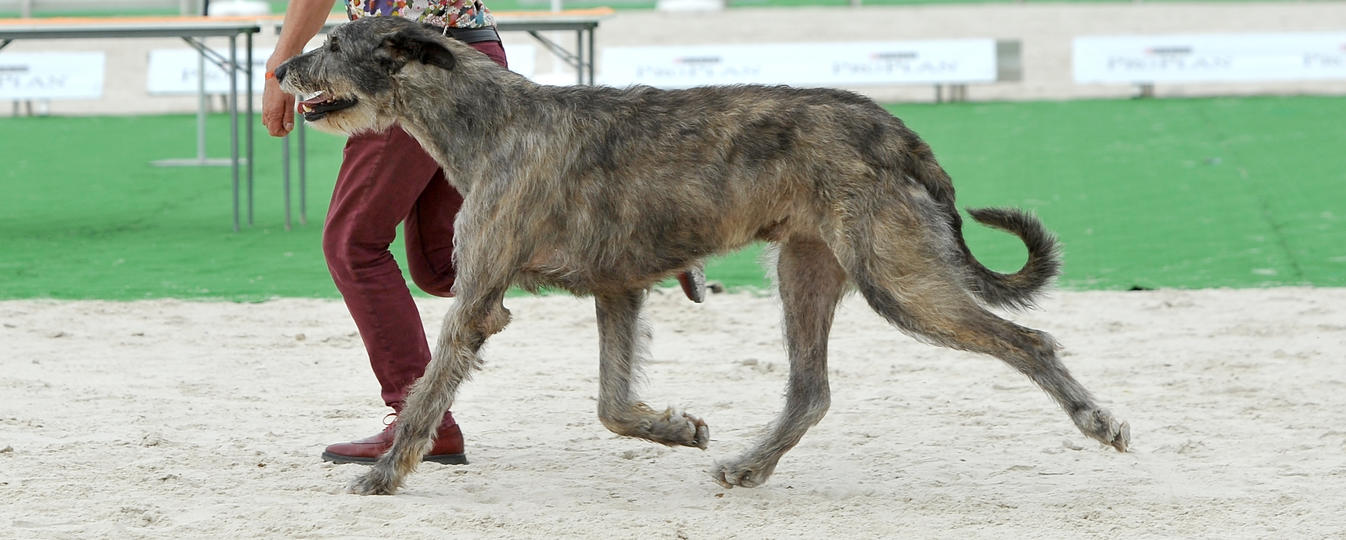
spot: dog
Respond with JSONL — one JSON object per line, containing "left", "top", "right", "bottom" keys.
{"left": 275, "top": 16, "right": 1130, "bottom": 495}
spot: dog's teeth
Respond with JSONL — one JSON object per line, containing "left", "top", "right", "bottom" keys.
{"left": 301, "top": 104, "right": 312, "bottom": 113}
{"left": 301, "top": 91, "right": 323, "bottom": 101}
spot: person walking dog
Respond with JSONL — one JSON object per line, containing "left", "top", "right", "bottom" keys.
{"left": 261, "top": 0, "right": 705, "bottom": 465}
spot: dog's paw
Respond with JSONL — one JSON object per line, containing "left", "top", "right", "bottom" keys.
{"left": 1073, "top": 408, "right": 1130, "bottom": 452}
{"left": 693, "top": 420, "right": 711, "bottom": 450}
{"left": 347, "top": 468, "right": 399, "bottom": 496}
{"left": 710, "top": 458, "right": 774, "bottom": 489}
{"left": 649, "top": 407, "right": 710, "bottom": 450}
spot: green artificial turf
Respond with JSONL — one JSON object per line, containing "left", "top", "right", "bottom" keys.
{"left": 1, "top": 95, "right": 1343, "bottom": 301}
{"left": 682, "top": 96, "right": 1346, "bottom": 292}
{"left": 0, "top": 115, "right": 345, "bottom": 300}
{"left": 889, "top": 97, "right": 1346, "bottom": 290}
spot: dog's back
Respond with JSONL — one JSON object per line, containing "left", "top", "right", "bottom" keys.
{"left": 493, "top": 82, "right": 1055, "bottom": 309}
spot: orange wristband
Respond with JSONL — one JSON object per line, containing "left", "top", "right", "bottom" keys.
{"left": 265, "top": 70, "right": 276, "bottom": 80}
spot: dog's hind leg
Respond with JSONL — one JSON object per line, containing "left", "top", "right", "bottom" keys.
{"left": 594, "top": 289, "right": 710, "bottom": 449}
{"left": 349, "top": 288, "right": 512, "bottom": 495}
{"left": 713, "top": 237, "right": 848, "bottom": 488}
{"left": 850, "top": 252, "right": 1130, "bottom": 453}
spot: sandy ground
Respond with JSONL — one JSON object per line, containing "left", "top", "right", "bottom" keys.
{"left": 2, "top": 287, "right": 1345, "bottom": 538}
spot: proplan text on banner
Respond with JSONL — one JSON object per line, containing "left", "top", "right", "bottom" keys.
{"left": 0, "top": 52, "right": 105, "bottom": 100}
{"left": 600, "top": 40, "right": 998, "bottom": 89}
{"left": 1074, "top": 32, "right": 1346, "bottom": 84}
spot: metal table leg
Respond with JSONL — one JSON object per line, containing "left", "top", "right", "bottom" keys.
{"left": 229, "top": 34, "right": 240, "bottom": 232}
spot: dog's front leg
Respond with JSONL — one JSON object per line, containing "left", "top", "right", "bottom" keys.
{"left": 349, "top": 290, "right": 511, "bottom": 496}
{"left": 594, "top": 289, "right": 710, "bottom": 449}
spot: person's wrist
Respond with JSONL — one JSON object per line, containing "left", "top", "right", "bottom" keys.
{"left": 264, "top": 57, "right": 291, "bottom": 84}
{"left": 265, "top": 50, "right": 298, "bottom": 71}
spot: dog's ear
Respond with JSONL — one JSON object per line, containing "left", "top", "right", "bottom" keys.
{"left": 382, "top": 27, "right": 456, "bottom": 71}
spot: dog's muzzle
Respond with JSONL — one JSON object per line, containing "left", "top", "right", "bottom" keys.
{"left": 298, "top": 92, "right": 359, "bottom": 121}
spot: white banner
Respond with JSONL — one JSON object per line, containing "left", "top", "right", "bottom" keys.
{"left": 146, "top": 47, "right": 272, "bottom": 95}
{"left": 600, "top": 40, "right": 998, "bottom": 89}
{"left": 0, "top": 52, "right": 105, "bottom": 100}
{"left": 1074, "top": 32, "right": 1346, "bottom": 84}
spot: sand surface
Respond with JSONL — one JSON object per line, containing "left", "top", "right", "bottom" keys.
{"left": 2, "top": 287, "right": 1345, "bottom": 538}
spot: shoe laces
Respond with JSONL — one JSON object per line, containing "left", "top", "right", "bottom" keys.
{"left": 381, "top": 410, "right": 453, "bottom": 430}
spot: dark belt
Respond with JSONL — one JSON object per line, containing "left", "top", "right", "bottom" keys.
{"left": 444, "top": 26, "right": 501, "bottom": 44}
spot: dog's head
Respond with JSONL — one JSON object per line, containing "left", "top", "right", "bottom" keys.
{"left": 274, "top": 17, "right": 460, "bottom": 135}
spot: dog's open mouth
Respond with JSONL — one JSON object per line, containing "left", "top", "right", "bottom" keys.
{"left": 298, "top": 92, "right": 358, "bottom": 122}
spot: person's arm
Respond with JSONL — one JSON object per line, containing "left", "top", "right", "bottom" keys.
{"left": 261, "top": 0, "right": 339, "bottom": 137}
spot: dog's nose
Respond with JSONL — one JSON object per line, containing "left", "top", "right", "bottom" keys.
{"left": 272, "top": 64, "right": 288, "bottom": 83}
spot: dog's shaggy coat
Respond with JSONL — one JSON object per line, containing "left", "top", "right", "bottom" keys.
{"left": 276, "top": 16, "right": 1130, "bottom": 495}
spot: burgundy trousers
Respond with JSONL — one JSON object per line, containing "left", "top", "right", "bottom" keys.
{"left": 323, "top": 40, "right": 507, "bottom": 410}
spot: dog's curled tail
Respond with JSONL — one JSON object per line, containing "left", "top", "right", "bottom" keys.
{"left": 958, "top": 207, "right": 1062, "bottom": 310}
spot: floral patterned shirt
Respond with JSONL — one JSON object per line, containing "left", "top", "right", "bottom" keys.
{"left": 345, "top": 0, "right": 496, "bottom": 30}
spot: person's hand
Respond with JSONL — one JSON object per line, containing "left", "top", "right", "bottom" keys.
{"left": 261, "top": 0, "right": 334, "bottom": 136}
{"left": 262, "top": 57, "right": 296, "bottom": 137}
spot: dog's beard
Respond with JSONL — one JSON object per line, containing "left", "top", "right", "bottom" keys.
{"left": 281, "top": 75, "right": 381, "bottom": 135}
{"left": 298, "top": 98, "right": 386, "bottom": 136}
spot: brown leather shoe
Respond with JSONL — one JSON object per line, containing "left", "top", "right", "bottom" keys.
{"left": 321, "top": 412, "right": 467, "bottom": 465}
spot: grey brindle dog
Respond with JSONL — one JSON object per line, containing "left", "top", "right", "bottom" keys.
{"left": 276, "top": 16, "right": 1130, "bottom": 495}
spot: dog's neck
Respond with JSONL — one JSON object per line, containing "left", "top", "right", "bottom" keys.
{"left": 390, "top": 56, "right": 533, "bottom": 194}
